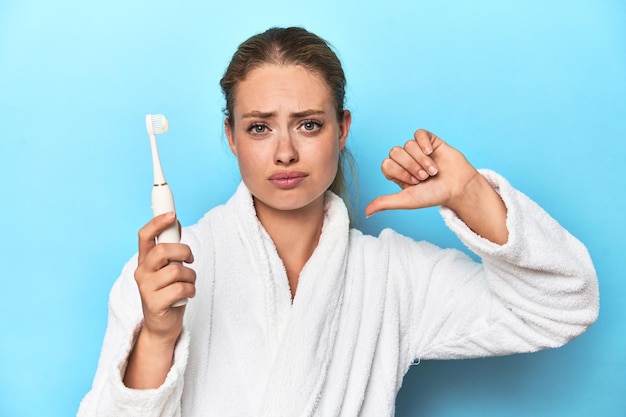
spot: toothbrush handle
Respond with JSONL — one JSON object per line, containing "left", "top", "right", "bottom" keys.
{"left": 151, "top": 184, "right": 188, "bottom": 307}
{"left": 152, "top": 183, "right": 179, "bottom": 242}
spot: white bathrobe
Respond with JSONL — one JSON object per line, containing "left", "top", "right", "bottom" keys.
{"left": 78, "top": 170, "right": 599, "bottom": 417}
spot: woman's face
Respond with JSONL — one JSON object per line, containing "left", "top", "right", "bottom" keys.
{"left": 225, "top": 64, "right": 351, "bottom": 217}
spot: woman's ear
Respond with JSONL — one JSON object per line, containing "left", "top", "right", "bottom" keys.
{"left": 338, "top": 110, "right": 352, "bottom": 150}
{"left": 224, "top": 119, "right": 237, "bottom": 156}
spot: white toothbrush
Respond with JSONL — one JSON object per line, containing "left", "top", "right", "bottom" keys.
{"left": 145, "top": 114, "right": 187, "bottom": 307}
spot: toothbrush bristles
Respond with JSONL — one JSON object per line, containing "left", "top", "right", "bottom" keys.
{"left": 148, "top": 114, "right": 169, "bottom": 134}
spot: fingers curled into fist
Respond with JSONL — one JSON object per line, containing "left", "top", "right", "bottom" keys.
{"left": 381, "top": 129, "right": 442, "bottom": 189}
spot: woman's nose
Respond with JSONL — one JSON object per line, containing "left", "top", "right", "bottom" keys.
{"left": 274, "top": 132, "right": 298, "bottom": 165}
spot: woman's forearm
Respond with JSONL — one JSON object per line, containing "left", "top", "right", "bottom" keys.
{"left": 123, "top": 328, "right": 177, "bottom": 389}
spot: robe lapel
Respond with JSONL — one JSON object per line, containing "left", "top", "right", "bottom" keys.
{"left": 231, "top": 184, "right": 350, "bottom": 416}
{"left": 258, "top": 192, "right": 350, "bottom": 417}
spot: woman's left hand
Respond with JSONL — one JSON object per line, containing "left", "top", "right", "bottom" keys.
{"left": 365, "top": 129, "right": 509, "bottom": 244}
{"left": 365, "top": 129, "right": 479, "bottom": 216}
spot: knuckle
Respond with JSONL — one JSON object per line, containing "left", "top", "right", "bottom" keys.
{"left": 174, "top": 281, "right": 192, "bottom": 298}
{"left": 134, "top": 264, "right": 150, "bottom": 282}
{"left": 414, "top": 128, "right": 428, "bottom": 137}
{"left": 153, "top": 243, "right": 169, "bottom": 259}
{"left": 173, "top": 281, "right": 185, "bottom": 294}
{"left": 388, "top": 146, "right": 403, "bottom": 158}
{"left": 138, "top": 221, "right": 158, "bottom": 241}
{"left": 381, "top": 158, "right": 395, "bottom": 175}
{"left": 133, "top": 272, "right": 150, "bottom": 294}
{"left": 405, "top": 139, "right": 422, "bottom": 155}
{"left": 166, "top": 263, "right": 183, "bottom": 281}
{"left": 138, "top": 228, "right": 151, "bottom": 242}
{"left": 133, "top": 269, "right": 142, "bottom": 285}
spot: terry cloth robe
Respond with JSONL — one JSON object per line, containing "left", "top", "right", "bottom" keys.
{"left": 78, "top": 170, "right": 599, "bottom": 417}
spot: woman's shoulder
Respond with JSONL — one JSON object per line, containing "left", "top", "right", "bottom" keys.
{"left": 180, "top": 201, "right": 230, "bottom": 248}
{"left": 180, "top": 186, "right": 247, "bottom": 247}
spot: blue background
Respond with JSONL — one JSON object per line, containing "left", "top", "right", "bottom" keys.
{"left": 1, "top": 1, "right": 624, "bottom": 416}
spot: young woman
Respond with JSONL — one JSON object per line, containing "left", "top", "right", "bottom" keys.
{"left": 78, "top": 27, "right": 598, "bottom": 416}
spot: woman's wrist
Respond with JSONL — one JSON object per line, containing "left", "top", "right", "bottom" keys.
{"left": 123, "top": 327, "right": 178, "bottom": 389}
{"left": 445, "top": 172, "right": 509, "bottom": 245}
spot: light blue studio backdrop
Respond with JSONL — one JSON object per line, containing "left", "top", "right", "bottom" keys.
{"left": 0, "top": 0, "right": 624, "bottom": 416}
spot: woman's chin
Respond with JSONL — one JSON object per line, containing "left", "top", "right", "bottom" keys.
{"left": 252, "top": 192, "right": 325, "bottom": 216}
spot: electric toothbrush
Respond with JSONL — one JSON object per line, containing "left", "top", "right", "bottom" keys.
{"left": 145, "top": 114, "right": 187, "bottom": 307}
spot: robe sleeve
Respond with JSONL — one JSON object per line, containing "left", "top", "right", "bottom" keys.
{"left": 385, "top": 169, "right": 599, "bottom": 362}
{"left": 77, "top": 255, "right": 189, "bottom": 417}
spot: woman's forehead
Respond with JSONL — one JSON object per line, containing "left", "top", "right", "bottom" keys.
{"left": 233, "top": 64, "right": 333, "bottom": 114}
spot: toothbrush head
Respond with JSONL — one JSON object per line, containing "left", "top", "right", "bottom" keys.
{"left": 146, "top": 114, "right": 169, "bottom": 135}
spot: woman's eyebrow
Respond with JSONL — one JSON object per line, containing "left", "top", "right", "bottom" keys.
{"left": 240, "top": 109, "right": 326, "bottom": 119}
{"left": 241, "top": 110, "right": 276, "bottom": 119}
{"left": 290, "top": 109, "right": 325, "bottom": 118}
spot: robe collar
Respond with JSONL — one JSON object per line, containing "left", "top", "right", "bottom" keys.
{"left": 230, "top": 182, "right": 350, "bottom": 416}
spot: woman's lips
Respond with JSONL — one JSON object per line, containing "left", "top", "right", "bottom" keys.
{"left": 268, "top": 172, "right": 308, "bottom": 189}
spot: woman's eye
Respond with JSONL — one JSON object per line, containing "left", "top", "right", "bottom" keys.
{"left": 247, "top": 123, "right": 268, "bottom": 134}
{"left": 301, "top": 120, "right": 322, "bottom": 132}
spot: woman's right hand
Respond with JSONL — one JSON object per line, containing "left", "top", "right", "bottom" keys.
{"left": 124, "top": 212, "right": 196, "bottom": 389}
{"left": 134, "top": 212, "right": 196, "bottom": 343}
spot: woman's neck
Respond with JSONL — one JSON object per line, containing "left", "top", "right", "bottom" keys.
{"left": 254, "top": 196, "right": 325, "bottom": 299}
